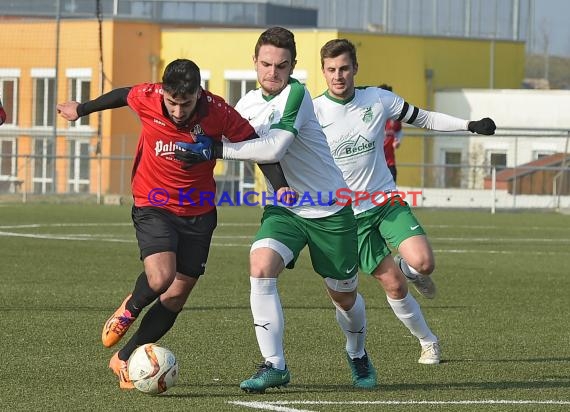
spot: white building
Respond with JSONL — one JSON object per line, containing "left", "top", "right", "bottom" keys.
{"left": 433, "top": 89, "right": 570, "bottom": 189}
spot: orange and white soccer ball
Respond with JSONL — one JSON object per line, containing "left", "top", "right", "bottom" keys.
{"left": 128, "top": 343, "right": 179, "bottom": 394}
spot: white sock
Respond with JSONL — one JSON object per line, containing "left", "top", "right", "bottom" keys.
{"left": 387, "top": 293, "right": 437, "bottom": 345}
{"left": 249, "top": 277, "right": 286, "bottom": 370}
{"left": 398, "top": 258, "right": 422, "bottom": 280}
{"left": 335, "top": 293, "right": 367, "bottom": 359}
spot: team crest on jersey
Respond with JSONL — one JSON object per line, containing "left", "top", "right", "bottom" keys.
{"left": 361, "top": 106, "right": 373, "bottom": 123}
{"left": 332, "top": 134, "right": 375, "bottom": 160}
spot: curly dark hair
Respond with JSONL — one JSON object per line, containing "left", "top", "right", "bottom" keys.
{"left": 161, "top": 59, "right": 201, "bottom": 97}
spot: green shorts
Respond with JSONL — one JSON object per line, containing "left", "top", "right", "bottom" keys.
{"left": 356, "top": 196, "right": 426, "bottom": 275}
{"left": 253, "top": 205, "right": 359, "bottom": 280}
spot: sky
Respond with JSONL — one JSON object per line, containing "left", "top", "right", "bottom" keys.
{"left": 531, "top": 0, "right": 570, "bottom": 56}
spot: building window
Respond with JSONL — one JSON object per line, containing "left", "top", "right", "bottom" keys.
{"left": 0, "top": 139, "right": 16, "bottom": 177}
{"left": 444, "top": 151, "right": 462, "bottom": 188}
{"left": 70, "top": 80, "right": 91, "bottom": 126}
{"left": 200, "top": 70, "right": 210, "bottom": 91}
{"left": 0, "top": 74, "right": 19, "bottom": 126}
{"left": 33, "top": 77, "right": 56, "bottom": 127}
{"left": 224, "top": 70, "right": 257, "bottom": 106}
{"left": 227, "top": 79, "right": 257, "bottom": 107}
{"left": 533, "top": 150, "right": 555, "bottom": 160}
{"left": 68, "top": 139, "right": 90, "bottom": 193}
{"left": 489, "top": 152, "right": 507, "bottom": 172}
{"left": 0, "top": 139, "right": 19, "bottom": 193}
{"left": 33, "top": 137, "right": 54, "bottom": 193}
{"left": 66, "top": 69, "right": 92, "bottom": 127}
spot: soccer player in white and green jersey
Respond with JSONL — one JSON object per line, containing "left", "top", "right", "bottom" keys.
{"left": 313, "top": 38, "right": 496, "bottom": 365}
{"left": 175, "top": 27, "right": 377, "bottom": 392}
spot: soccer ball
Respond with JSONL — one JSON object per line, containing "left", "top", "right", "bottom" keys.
{"left": 127, "top": 343, "right": 179, "bottom": 394}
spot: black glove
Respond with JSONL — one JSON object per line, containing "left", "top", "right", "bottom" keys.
{"left": 468, "top": 118, "right": 496, "bottom": 135}
{"left": 174, "top": 135, "right": 222, "bottom": 169}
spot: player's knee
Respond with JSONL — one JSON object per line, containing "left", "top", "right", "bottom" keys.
{"left": 147, "top": 270, "right": 176, "bottom": 293}
{"left": 404, "top": 253, "right": 435, "bottom": 276}
{"left": 415, "top": 259, "right": 435, "bottom": 276}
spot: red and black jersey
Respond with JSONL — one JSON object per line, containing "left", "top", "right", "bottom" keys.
{"left": 127, "top": 83, "right": 255, "bottom": 216}
{"left": 383, "top": 119, "right": 402, "bottom": 167}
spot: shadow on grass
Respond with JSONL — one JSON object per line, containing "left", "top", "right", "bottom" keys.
{"left": 450, "top": 357, "right": 570, "bottom": 363}
{"left": 0, "top": 304, "right": 472, "bottom": 312}
{"left": 154, "top": 376, "right": 570, "bottom": 398}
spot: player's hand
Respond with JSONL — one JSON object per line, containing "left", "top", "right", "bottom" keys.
{"left": 276, "top": 187, "right": 298, "bottom": 207}
{"left": 468, "top": 118, "right": 496, "bottom": 135}
{"left": 174, "top": 135, "right": 222, "bottom": 166}
{"left": 56, "top": 101, "right": 80, "bottom": 121}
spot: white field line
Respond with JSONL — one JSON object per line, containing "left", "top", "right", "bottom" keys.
{"left": 229, "top": 399, "right": 570, "bottom": 411}
{"left": 0, "top": 223, "right": 568, "bottom": 253}
{"left": 229, "top": 401, "right": 313, "bottom": 412}
{"left": 2, "top": 230, "right": 569, "bottom": 254}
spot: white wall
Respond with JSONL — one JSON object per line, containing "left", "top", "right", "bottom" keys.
{"left": 435, "top": 89, "right": 570, "bottom": 129}
{"left": 432, "top": 89, "right": 570, "bottom": 188}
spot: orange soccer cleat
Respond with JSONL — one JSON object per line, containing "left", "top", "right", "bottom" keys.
{"left": 102, "top": 294, "right": 136, "bottom": 348}
{"left": 109, "top": 352, "right": 134, "bottom": 389}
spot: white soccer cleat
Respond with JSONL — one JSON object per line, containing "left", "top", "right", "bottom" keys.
{"left": 394, "top": 255, "right": 436, "bottom": 299}
{"left": 419, "top": 342, "right": 441, "bottom": 365}
{"left": 409, "top": 274, "right": 436, "bottom": 299}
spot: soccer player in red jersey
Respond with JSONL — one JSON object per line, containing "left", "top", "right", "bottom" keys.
{"left": 384, "top": 118, "right": 402, "bottom": 182}
{"left": 57, "top": 59, "right": 291, "bottom": 389}
{"left": 0, "top": 98, "right": 6, "bottom": 125}
{"left": 379, "top": 85, "right": 403, "bottom": 183}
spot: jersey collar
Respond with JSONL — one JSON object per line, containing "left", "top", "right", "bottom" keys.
{"left": 324, "top": 89, "right": 356, "bottom": 105}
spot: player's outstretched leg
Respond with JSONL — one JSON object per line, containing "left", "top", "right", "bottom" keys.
{"left": 240, "top": 361, "right": 290, "bottom": 394}
{"left": 108, "top": 352, "right": 134, "bottom": 389}
{"left": 102, "top": 294, "right": 136, "bottom": 348}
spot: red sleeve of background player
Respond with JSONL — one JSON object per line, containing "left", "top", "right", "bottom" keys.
{"left": 0, "top": 106, "right": 6, "bottom": 125}
{"left": 394, "top": 120, "right": 402, "bottom": 132}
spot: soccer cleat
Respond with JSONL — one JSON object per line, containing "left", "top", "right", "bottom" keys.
{"left": 394, "top": 255, "right": 436, "bottom": 299}
{"left": 419, "top": 342, "right": 441, "bottom": 365}
{"left": 409, "top": 274, "right": 436, "bottom": 299}
{"left": 109, "top": 352, "right": 134, "bottom": 389}
{"left": 102, "top": 294, "right": 135, "bottom": 348}
{"left": 240, "top": 361, "right": 290, "bottom": 393}
{"left": 346, "top": 351, "right": 377, "bottom": 389}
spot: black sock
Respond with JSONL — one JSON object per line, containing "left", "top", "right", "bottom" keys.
{"left": 126, "top": 272, "right": 159, "bottom": 317}
{"left": 118, "top": 299, "right": 180, "bottom": 361}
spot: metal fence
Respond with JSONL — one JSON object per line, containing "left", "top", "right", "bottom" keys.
{"left": 2, "top": 131, "right": 568, "bottom": 211}
{"left": 0, "top": 0, "right": 530, "bottom": 43}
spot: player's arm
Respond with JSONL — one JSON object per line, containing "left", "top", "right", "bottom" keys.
{"left": 221, "top": 129, "right": 294, "bottom": 163}
{"left": 257, "top": 162, "right": 290, "bottom": 192}
{"left": 396, "top": 102, "right": 496, "bottom": 135}
{"left": 57, "top": 87, "right": 131, "bottom": 121}
{"left": 175, "top": 129, "right": 294, "bottom": 164}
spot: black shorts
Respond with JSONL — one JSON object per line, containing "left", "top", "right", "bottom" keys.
{"left": 132, "top": 206, "right": 217, "bottom": 277}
